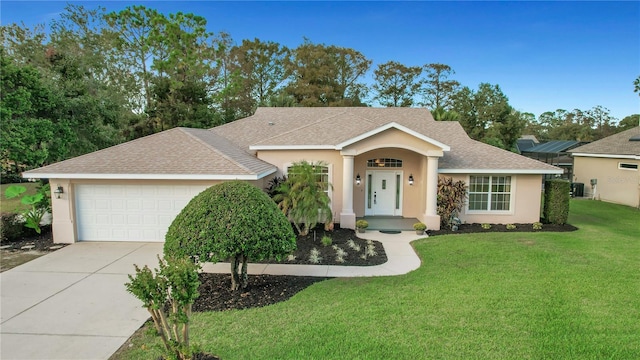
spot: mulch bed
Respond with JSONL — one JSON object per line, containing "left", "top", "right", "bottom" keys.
{"left": 193, "top": 273, "right": 330, "bottom": 312}
{"left": 429, "top": 222, "right": 578, "bottom": 236}
{"left": 0, "top": 225, "right": 67, "bottom": 251}
{"left": 257, "top": 225, "right": 387, "bottom": 266}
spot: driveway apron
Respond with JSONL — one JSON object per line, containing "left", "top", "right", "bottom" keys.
{"left": 0, "top": 242, "right": 163, "bottom": 360}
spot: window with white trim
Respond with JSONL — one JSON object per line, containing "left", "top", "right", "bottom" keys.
{"left": 468, "top": 176, "right": 512, "bottom": 211}
{"left": 618, "top": 162, "right": 638, "bottom": 171}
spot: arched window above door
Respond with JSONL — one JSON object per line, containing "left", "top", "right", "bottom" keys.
{"left": 366, "top": 158, "right": 403, "bottom": 168}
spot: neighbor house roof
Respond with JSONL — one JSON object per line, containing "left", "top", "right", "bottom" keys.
{"left": 212, "top": 107, "right": 562, "bottom": 174}
{"left": 569, "top": 126, "right": 640, "bottom": 160}
{"left": 23, "top": 127, "right": 276, "bottom": 180}
{"left": 522, "top": 140, "right": 583, "bottom": 154}
{"left": 516, "top": 139, "right": 537, "bottom": 153}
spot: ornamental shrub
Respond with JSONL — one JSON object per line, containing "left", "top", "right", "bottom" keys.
{"left": 437, "top": 177, "right": 467, "bottom": 228}
{"left": 355, "top": 219, "right": 368, "bottom": 229}
{"left": 1, "top": 213, "right": 26, "bottom": 242}
{"left": 164, "top": 181, "right": 296, "bottom": 290}
{"left": 543, "top": 179, "right": 570, "bottom": 225}
{"left": 125, "top": 256, "right": 200, "bottom": 360}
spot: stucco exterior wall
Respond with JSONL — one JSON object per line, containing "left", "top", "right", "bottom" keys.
{"left": 49, "top": 179, "right": 227, "bottom": 243}
{"left": 344, "top": 128, "right": 443, "bottom": 155}
{"left": 573, "top": 156, "right": 640, "bottom": 208}
{"left": 441, "top": 174, "right": 544, "bottom": 224}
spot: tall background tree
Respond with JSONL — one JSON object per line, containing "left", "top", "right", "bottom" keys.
{"left": 451, "top": 83, "right": 526, "bottom": 150}
{"left": 421, "top": 63, "right": 460, "bottom": 111}
{"left": 285, "top": 39, "right": 371, "bottom": 106}
{"left": 227, "top": 38, "right": 290, "bottom": 117}
{"left": 371, "top": 61, "right": 422, "bottom": 107}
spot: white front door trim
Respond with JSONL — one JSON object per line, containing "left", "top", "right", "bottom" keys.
{"left": 365, "top": 170, "right": 403, "bottom": 216}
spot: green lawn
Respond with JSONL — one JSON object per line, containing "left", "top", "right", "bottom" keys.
{"left": 0, "top": 182, "right": 41, "bottom": 213}
{"left": 114, "top": 200, "right": 640, "bottom": 360}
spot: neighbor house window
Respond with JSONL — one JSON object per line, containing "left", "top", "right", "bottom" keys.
{"left": 619, "top": 162, "right": 638, "bottom": 170}
{"left": 468, "top": 176, "right": 512, "bottom": 211}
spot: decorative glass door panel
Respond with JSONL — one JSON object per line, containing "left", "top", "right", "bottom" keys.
{"left": 365, "top": 171, "right": 403, "bottom": 216}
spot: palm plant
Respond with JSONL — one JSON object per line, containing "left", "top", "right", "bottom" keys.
{"left": 432, "top": 106, "right": 460, "bottom": 121}
{"left": 274, "top": 160, "right": 332, "bottom": 235}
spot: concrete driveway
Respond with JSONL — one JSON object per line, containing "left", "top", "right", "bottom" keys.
{"left": 0, "top": 242, "right": 163, "bottom": 360}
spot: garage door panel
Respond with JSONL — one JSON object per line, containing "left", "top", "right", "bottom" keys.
{"left": 111, "top": 199, "right": 125, "bottom": 210}
{"left": 95, "top": 199, "right": 110, "bottom": 210}
{"left": 75, "top": 184, "right": 208, "bottom": 242}
{"left": 96, "top": 214, "right": 110, "bottom": 225}
{"left": 111, "top": 214, "right": 125, "bottom": 225}
{"left": 142, "top": 215, "right": 157, "bottom": 225}
{"left": 125, "top": 186, "right": 142, "bottom": 196}
{"left": 142, "top": 200, "right": 156, "bottom": 211}
{"left": 174, "top": 200, "right": 189, "bottom": 209}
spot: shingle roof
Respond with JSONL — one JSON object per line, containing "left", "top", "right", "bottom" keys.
{"left": 24, "top": 107, "right": 562, "bottom": 179}
{"left": 213, "top": 107, "right": 561, "bottom": 173}
{"left": 569, "top": 127, "right": 640, "bottom": 157}
{"left": 23, "top": 127, "right": 276, "bottom": 179}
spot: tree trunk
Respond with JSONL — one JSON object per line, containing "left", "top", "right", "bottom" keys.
{"left": 230, "top": 255, "right": 240, "bottom": 291}
{"left": 241, "top": 255, "right": 248, "bottom": 289}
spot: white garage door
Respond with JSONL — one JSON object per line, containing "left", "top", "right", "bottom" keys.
{"left": 75, "top": 184, "right": 209, "bottom": 242}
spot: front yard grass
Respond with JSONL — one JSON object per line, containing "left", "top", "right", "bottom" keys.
{"left": 113, "top": 200, "right": 640, "bottom": 359}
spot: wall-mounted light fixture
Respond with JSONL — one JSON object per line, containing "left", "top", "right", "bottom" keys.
{"left": 355, "top": 173, "right": 361, "bottom": 186}
{"left": 408, "top": 174, "right": 414, "bottom": 186}
{"left": 54, "top": 185, "right": 64, "bottom": 199}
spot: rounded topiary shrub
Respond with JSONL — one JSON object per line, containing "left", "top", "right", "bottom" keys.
{"left": 164, "top": 181, "right": 296, "bottom": 290}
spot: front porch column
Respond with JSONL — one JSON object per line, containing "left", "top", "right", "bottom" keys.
{"left": 423, "top": 156, "right": 441, "bottom": 230}
{"left": 340, "top": 153, "right": 356, "bottom": 229}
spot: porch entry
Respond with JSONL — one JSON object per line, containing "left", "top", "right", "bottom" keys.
{"left": 365, "top": 170, "right": 403, "bottom": 216}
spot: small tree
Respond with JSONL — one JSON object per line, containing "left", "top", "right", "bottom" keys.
{"left": 543, "top": 179, "right": 570, "bottom": 224}
{"left": 125, "top": 256, "right": 200, "bottom": 360}
{"left": 437, "top": 177, "right": 467, "bottom": 228}
{"left": 164, "top": 181, "right": 296, "bottom": 290}
{"left": 274, "top": 160, "right": 332, "bottom": 236}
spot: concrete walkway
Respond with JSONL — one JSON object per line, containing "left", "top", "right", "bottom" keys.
{"left": 0, "top": 231, "right": 423, "bottom": 359}
{"left": 201, "top": 230, "right": 425, "bottom": 277}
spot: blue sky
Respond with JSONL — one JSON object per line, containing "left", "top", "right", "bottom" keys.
{"left": 2, "top": 1, "right": 639, "bottom": 120}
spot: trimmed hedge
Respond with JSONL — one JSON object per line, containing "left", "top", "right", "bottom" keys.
{"left": 543, "top": 179, "right": 571, "bottom": 225}
{"left": 164, "top": 181, "right": 296, "bottom": 263}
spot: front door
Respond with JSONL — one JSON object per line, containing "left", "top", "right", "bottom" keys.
{"left": 365, "top": 171, "right": 403, "bottom": 216}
